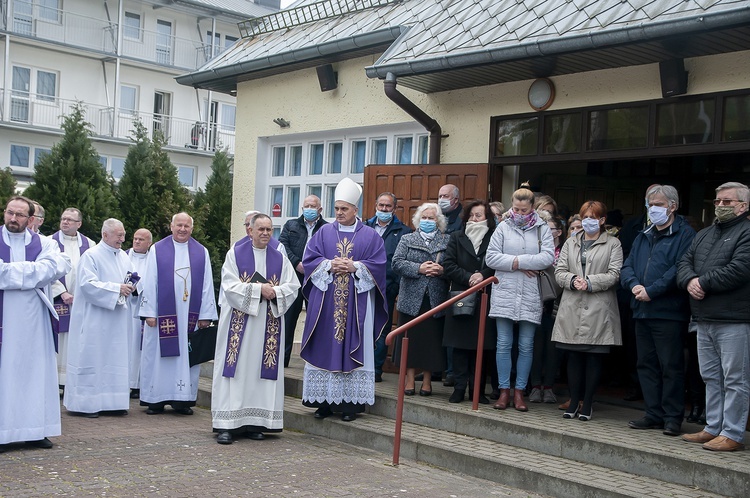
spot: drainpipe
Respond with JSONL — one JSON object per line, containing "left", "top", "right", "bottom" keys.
{"left": 384, "top": 72, "right": 441, "bottom": 164}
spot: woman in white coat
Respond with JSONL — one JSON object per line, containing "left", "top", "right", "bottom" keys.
{"left": 485, "top": 187, "right": 554, "bottom": 412}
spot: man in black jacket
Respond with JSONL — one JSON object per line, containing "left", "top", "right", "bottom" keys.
{"left": 365, "top": 192, "right": 411, "bottom": 382}
{"left": 677, "top": 182, "right": 750, "bottom": 452}
{"left": 279, "top": 195, "right": 326, "bottom": 367}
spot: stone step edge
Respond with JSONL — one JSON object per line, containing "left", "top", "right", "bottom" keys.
{"left": 283, "top": 399, "right": 721, "bottom": 498}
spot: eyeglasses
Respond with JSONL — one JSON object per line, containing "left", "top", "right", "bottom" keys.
{"left": 60, "top": 216, "right": 81, "bottom": 223}
{"left": 243, "top": 222, "right": 251, "bottom": 227}
{"left": 713, "top": 199, "right": 745, "bottom": 206}
{"left": 5, "top": 210, "right": 29, "bottom": 219}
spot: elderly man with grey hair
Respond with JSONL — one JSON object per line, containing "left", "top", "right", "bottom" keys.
{"left": 621, "top": 185, "right": 696, "bottom": 437}
{"left": 63, "top": 218, "right": 135, "bottom": 418}
{"left": 677, "top": 182, "right": 750, "bottom": 452}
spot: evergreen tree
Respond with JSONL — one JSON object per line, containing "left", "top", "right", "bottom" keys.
{"left": 193, "top": 149, "right": 233, "bottom": 295}
{"left": 24, "top": 103, "right": 117, "bottom": 237}
{"left": 0, "top": 167, "right": 18, "bottom": 207}
{"left": 148, "top": 128, "right": 189, "bottom": 240}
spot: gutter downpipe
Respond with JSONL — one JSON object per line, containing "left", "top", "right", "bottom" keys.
{"left": 384, "top": 72, "right": 441, "bottom": 164}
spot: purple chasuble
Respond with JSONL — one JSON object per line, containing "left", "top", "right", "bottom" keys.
{"left": 50, "top": 231, "right": 90, "bottom": 334}
{"left": 0, "top": 229, "right": 45, "bottom": 363}
{"left": 300, "top": 221, "right": 388, "bottom": 373}
{"left": 154, "top": 236, "right": 206, "bottom": 357}
{"left": 222, "top": 243, "right": 283, "bottom": 379}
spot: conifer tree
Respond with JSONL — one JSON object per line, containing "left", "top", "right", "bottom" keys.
{"left": 0, "top": 167, "right": 18, "bottom": 207}
{"left": 24, "top": 103, "right": 117, "bottom": 237}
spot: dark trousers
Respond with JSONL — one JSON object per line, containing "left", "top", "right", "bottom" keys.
{"left": 374, "top": 287, "right": 398, "bottom": 375}
{"left": 284, "top": 289, "right": 305, "bottom": 368}
{"left": 453, "top": 348, "right": 490, "bottom": 394}
{"left": 530, "top": 308, "right": 557, "bottom": 388}
{"left": 635, "top": 319, "right": 686, "bottom": 424}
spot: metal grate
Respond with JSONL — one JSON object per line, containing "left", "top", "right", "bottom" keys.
{"left": 238, "top": 0, "right": 399, "bottom": 38}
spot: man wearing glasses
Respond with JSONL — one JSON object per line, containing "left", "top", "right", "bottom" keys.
{"left": 678, "top": 182, "right": 750, "bottom": 452}
{"left": 50, "top": 208, "right": 96, "bottom": 392}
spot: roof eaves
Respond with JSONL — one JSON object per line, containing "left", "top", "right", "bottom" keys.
{"left": 365, "top": 6, "right": 750, "bottom": 80}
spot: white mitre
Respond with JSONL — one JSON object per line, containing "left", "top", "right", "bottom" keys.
{"left": 334, "top": 177, "right": 362, "bottom": 206}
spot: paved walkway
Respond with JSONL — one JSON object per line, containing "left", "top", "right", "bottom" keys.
{"left": 0, "top": 399, "right": 546, "bottom": 497}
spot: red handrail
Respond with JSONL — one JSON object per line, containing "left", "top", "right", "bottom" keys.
{"left": 385, "top": 275, "right": 498, "bottom": 466}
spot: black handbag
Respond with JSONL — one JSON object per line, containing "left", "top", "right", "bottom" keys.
{"left": 449, "top": 290, "right": 476, "bottom": 316}
{"left": 537, "top": 226, "right": 562, "bottom": 302}
{"left": 188, "top": 325, "right": 217, "bottom": 367}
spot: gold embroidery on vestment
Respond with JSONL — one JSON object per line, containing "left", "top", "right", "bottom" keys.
{"left": 263, "top": 275, "right": 281, "bottom": 369}
{"left": 333, "top": 237, "right": 354, "bottom": 343}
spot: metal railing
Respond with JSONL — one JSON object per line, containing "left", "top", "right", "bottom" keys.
{"left": 385, "top": 275, "right": 498, "bottom": 466}
{"left": 0, "top": 89, "right": 235, "bottom": 154}
{"left": 5, "top": 0, "right": 216, "bottom": 70}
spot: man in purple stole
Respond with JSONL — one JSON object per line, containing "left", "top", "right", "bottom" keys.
{"left": 0, "top": 196, "right": 71, "bottom": 452}
{"left": 139, "top": 213, "right": 217, "bottom": 415}
{"left": 49, "top": 207, "right": 96, "bottom": 389}
{"left": 300, "top": 178, "right": 388, "bottom": 422}
{"left": 211, "top": 214, "right": 299, "bottom": 444}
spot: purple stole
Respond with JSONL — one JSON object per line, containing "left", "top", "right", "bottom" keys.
{"left": 50, "top": 231, "right": 90, "bottom": 334}
{"left": 0, "top": 229, "right": 44, "bottom": 363}
{"left": 223, "top": 243, "right": 283, "bottom": 379}
{"left": 154, "top": 236, "right": 205, "bottom": 357}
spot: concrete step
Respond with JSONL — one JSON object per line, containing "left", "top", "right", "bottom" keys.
{"left": 199, "top": 360, "right": 746, "bottom": 497}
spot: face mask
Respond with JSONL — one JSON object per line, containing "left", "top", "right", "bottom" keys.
{"left": 569, "top": 228, "right": 580, "bottom": 238}
{"left": 375, "top": 210, "right": 393, "bottom": 223}
{"left": 509, "top": 210, "right": 535, "bottom": 228}
{"left": 581, "top": 217, "right": 601, "bottom": 235}
{"left": 494, "top": 216, "right": 501, "bottom": 224}
{"left": 715, "top": 206, "right": 737, "bottom": 223}
{"left": 438, "top": 199, "right": 452, "bottom": 213}
{"left": 303, "top": 208, "right": 319, "bottom": 221}
{"left": 419, "top": 219, "right": 437, "bottom": 233}
{"left": 648, "top": 205, "right": 669, "bottom": 226}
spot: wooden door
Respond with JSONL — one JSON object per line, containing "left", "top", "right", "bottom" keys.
{"left": 363, "top": 164, "right": 490, "bottom": 224}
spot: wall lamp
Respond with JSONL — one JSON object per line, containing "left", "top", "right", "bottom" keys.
{"left": 273, "top": 117, "right": 290, "bottom": 128}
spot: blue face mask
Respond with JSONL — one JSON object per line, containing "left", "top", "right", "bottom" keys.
{"left": 303, "top": 208, "right": 319, "bottom": 222}
{"left": 375, "top": 210, "right": 393, "bottom": 223}
{"left": 419, "top": 219, "right": 437, "bottom": 233}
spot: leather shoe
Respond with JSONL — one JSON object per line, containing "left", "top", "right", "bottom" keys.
{"left": 374, "top": 373, "right": 383, "bottom": 383}
{"left": 686, "top": 404, "right": 704, "bottom": 424}
{"left": 513, "top": 389, "right": 528, "bottom": 412}
{"left": 341, "top": 413, "right": 357, "bottom": 422}
{"left": 628, "top": 417, "right": 663, "bottom": 430}
{"left": 489, "top": 389, "right": 500, "bottom": 400}
{"left": 703, "top": 436, "right": 745, "bottom": 452}
{"left": 26, "top": 438, "right": 53, "bottom": 449}
{"left": 442, "top": 374, "right": 456, "bottom": 387}
{"left": 246, "top": 432, "right": 265, "bottom": 440}
{"left": 469, "top": 391, "right": 489, "bottom": 405}
{"left": 449, "top": 390, "right": 464, "bottom": 403}
{"left": 404, "top": 389, "right": 416, "bottom": 396}
{"left": 419, "top": 388, "right": 432, "bottom": 396}
{"left": 217, "top": 432, "right": 233, "bottom": 445}
{"left": 146, "top": 407, "right": 164, "bottom": 415}
{"left": 663, "top": 422, "right": 682, "bottom": 436}
{"left": 493, "top": 388, "right": 510, "bottom": 410}
{"left": 129, "top": 389, "right": 140, "bottom": 399}
{"left": 682, "top": 430, "right": 717, "bottom": 444}
{"left": 314, "top": 406, "right": 333, "bottom": 419}
{"left": 174, "top": 407, "right": 193, "bottom": 415}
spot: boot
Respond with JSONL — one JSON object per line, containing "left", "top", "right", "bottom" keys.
{"left": 493, "top": 389, "right": 510, "bottom": 410}
{"left": 513, "top": 388, "right": 528, "bottom": 412}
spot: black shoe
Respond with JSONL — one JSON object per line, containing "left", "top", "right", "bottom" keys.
{"left": 26, "top": 438, "right": 53, "bottom": 449}
{"left": 698, "top": 408, "right": 707, "bottom": 425}
{"left": 129, "top": 389, "right": 140, "bottom": 399}
{"left": 419, "top": 388, "right": 432, "bottom": 396}
{"left": 341, "top": 413, "right": 357, "bottom": 422}
{"left": 217, "top": 432, "right": 233, "bottom": 445}
{"left": 686, "top": 405, "right": 704, "bottom": 424}
{"left": 0, "top": 444, "right": 6, "bottom": 453}
{"left": 174, "top": 407, "right": 193, "bottom": 415}
{"left": 628, "top": 417, "right": 663, "bottom": 430}
{"left": 623, "top": 389, "right": 644, "bottom": 402}
{"left": 404, "top": 389, "right": 415, "bottom": 396}
{"left": 246, "top": 432, "right": 265, "bottom": 440}
{"left": 443, "top": 374, "right": 456, "bottom": 387}
{"left": 375, "top": 373, "right": 383, "bottom": 383}
{"left": 449, "top": 390, "right": 464, "bottom": 403}
{"left": 468, "top": 391, "right": 490, "bottom": 404}
{"left": 72, "top": 411, "right": 99, "bottom": 418}
{"left": 101, "top": 410, "right": 127, "bottom": 416}
{"left": 489, "top": 389, "right": 501, "bottom": 400}
{"left": 146, "top": 407, "right": 164, "bottom": 415}
{"left": 314, "top": 406, "right": 333, "bottom": 419}
{"left": 663, "top": 422, "right": 682, "bottom": 436}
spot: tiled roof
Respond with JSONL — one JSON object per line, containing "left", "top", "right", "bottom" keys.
{"left": 178, "top": 0, "right": 279, "bottom": 18}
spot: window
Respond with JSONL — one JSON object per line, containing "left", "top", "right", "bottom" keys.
{"left": 39, "top": 0, "right": 61, "bottom": 23}
{"left": 308, "top": 185, "right": 322, "bottom": 199}
{"left": 287, "top": 186, "right": 300, "bottom": 217}
{"left": 207, "top": 31, "right": 222, "bottom": 56}
{"left": 220, "top": 104, "right": 236, "bottom": 131}
{"left": 351, "top": 140, "right": 366, "bottom": 173}
{"left": 325, "top": 185, "right": 336, "bottom": 218}
{"left": 656, "top": 99, "right": 715, "bottom": 146}
{"left": 178, "top": 166, "right": 195, "bottom": 187}
{"left": 98, "top": 156, "right": 108, "bottom": 170}
{"left": 36, "top": 70, "right": 57, "bottom": 102}
{"left": 120, "top": 85, "right": 137, "bottom": 115}
{"left": 418, "top": 135, "right": 429, "bottom": 164}
{"left": 543, "top": 113, "right": 582, "bottom": 154}
{"left": 10, "top": 145, "right": 30, "bottom": 168}
{"left": 328, "top": 142, "right": 342, "bottom": 173}
{"left": 310, "top": 143, "right": 324, "bottom": 175}
{"left": 722, "top": 94, "right": 750, "bottom": 142}
{"left": 371, "top": 138, "right": 387, "bottom": 164}
{"left": 272, "top": 147, "right": 285, "bottom": 176}
{"left": 156, "top": 20, "right": 173, "bottom": 65}
{"left": 11, "top": 66, "right": 30, "bottom": 122}
{"left": 588, "top": 107, "right": 648, "bottom": 151}
{"left": 289, "top": 146, "right": 302, "bottom": 176}
{"left": 225, "top": 36, "right": 238, "bottom": 50}
{"left": 34, "top": 148, "right": 51, "bottom": 166}
{"left": 123, "top": 12, "right": 141, "bottom": 40}
{"left": 495, "top": 117, "right": 538, "bottom": 156}
{"left": 396, "top": 137, "right": 413, "bottom": 164}
{"left": 270, "top": 187, "right": 283, "bottom": 215}
{"left": 110, "top": 157, "right": 126, "bottom": 179}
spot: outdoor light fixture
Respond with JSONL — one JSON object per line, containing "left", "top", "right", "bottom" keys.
{"left": 273, "top": 117, "right": 290, "bottom": 128}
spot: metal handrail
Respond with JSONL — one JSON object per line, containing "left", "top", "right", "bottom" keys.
{"left": 385, "top": 275, "right": 498, "bottom": 466}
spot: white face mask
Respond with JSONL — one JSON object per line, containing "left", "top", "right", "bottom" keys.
{"left": 581, "top": 217, "right": 601, "bottom": 235}
{"left": 438, "top": 198, "right": 452, "bottom": 213}
{"left": 648, "top": 205, "right": 669, "bottom": 226}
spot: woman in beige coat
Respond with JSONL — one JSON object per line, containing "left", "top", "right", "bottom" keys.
{"left": 552, "top": 200, "right": 622, "bottom": 421}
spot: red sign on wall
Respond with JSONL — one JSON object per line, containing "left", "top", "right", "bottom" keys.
{"left": 272, "top": 203, "right": 282, "bottom": 217}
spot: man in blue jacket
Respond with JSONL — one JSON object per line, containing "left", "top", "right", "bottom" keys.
{"left": 365, "top": 192, "right": 411, "bottom": 382}
{"left": 621, "top": 185, "right": 695, "bottom": 437}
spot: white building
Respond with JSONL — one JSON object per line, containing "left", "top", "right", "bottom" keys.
{"left": 0, "top": 0, "right": 279, "bottom": 191}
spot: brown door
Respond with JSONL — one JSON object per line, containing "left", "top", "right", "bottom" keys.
{"left": 363, "top": 164, "right": 490, "bottom": 224}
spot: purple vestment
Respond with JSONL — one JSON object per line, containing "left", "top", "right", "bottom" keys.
{"left": 50, "top": 231, "right": 90, "bottom": 334}
{"left": 300, "top": 221, "right": 387, "bottom": 373}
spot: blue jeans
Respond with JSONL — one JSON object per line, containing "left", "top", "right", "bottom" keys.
{"left": 697, "top": 322, "right": 750, "bottom": 443}
{"left": 496, "top": 318, "right": 535, "bottom": 390}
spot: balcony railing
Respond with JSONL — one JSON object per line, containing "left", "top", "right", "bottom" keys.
{"left": 4, "top": 1, "right": 217, "bottom": 70}
{"left": 0, "top": 89, "right": 235, "bottom": 155}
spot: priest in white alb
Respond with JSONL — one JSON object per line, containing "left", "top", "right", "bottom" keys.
{"left": 212, "top": 213, "right": 299, "bottom": 444}
{"left": 63, "top": 219, "right": 135, "bottom": 417}
{"left": 126, "top": 228, "right": 152, "bottom": 398}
